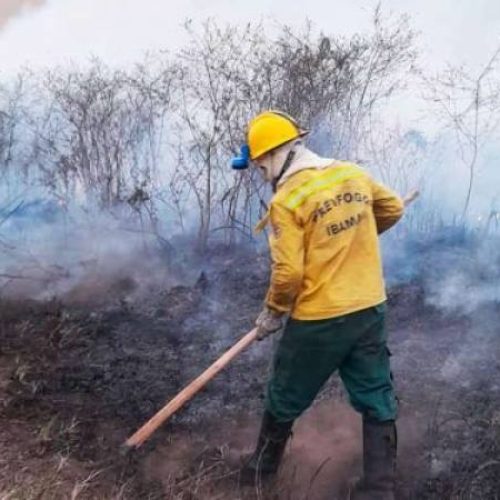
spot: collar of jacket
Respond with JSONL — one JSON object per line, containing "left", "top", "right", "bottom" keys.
{"left": 254, "top": 148, "right": 336, "bottom": 235}
{"left": 276, "top": 147, "right": 336, "bottom": 187}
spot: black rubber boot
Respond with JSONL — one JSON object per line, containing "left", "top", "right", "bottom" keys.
{"left": 350, "top": 419, "right": 397, "bottom": 500}
{"left": 240, "top": 410, "right": 293, "bottom": 484}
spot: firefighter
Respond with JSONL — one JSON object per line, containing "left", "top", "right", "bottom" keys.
{"left": 231, "top": 110, "right": 404, "bottom": 500}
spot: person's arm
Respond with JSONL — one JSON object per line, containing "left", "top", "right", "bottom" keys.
{"left": 371, "top": 181, "right": 405, "bottom": 234}
{"left": 265, "top": 202, "right": 304, "bottom": 313}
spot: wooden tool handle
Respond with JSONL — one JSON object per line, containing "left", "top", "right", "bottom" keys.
{"left": 404, "top": 189, "right": 420, "bottom": 206}
{"left": 125, "top": 327, "right": 260, "bottom": 448}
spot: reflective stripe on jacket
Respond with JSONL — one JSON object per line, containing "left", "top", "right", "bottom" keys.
{"left": 265, "top": 161, "right": 404, "bottom": 320}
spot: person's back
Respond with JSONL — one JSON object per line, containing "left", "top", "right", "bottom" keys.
{"left": 267, "top": 161, "right": 404, "bottom": 320}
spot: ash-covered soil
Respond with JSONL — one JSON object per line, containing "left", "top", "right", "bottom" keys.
{"left": 1, "top": 250, "right": 500, "bottom": 499}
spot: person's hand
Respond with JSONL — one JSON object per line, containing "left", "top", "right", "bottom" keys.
{"left": 255, "top": 306, "right": 284, "bottom": 340}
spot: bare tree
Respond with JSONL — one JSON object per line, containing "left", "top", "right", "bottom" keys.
{"left": 269, "top": 7, "right": 416, "bottom": 159}
{"left": 424, "top": 45, "right": 500, "bottom": 218}
{"left": 173, "top": 21, "right": 273, "bottom": 250}
{"left": 27, "top": 59, "right": 174, "bottom": 212}
{"left": 0, "top": 75, "right": 27, "bottom": 194}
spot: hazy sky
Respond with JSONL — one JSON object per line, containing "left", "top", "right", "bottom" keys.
{"left": 0, "top": 0, "right": 498, "bottom": 130}
{"left": 0, "top": 0, "right": 498, "bottom": 74}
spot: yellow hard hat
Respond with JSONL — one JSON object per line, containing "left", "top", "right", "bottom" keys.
{"left": 247, "top": 110, "right": 308, "bottom": 160}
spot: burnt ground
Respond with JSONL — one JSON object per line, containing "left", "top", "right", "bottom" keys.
{"left": 1, "top": 251, "right": 500, "bottom": 499}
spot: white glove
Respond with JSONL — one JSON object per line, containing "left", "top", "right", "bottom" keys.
{"left": 255, "top": 306, "right": 284, "bottom": 340}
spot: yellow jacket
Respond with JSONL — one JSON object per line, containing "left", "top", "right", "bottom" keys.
{"left": 265, "top": 161, "right": 404, "bottom": 320}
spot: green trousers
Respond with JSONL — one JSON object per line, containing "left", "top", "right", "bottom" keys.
{"left": 265, "top": 303, "right": 397, "bottom": 423}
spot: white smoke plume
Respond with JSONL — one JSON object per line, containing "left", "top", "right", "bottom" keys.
{"left": 0, "top": 0, "right": 46, "bottom": 29}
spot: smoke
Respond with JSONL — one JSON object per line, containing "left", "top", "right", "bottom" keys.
{"left": 0, "top": 199, "right": 192, "bottom": 303}
{"left": 0, "top": 0, "right": 46, "bottom": 29}
{"left": 383, "top": 227, "right": 500, "bottom": 312}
